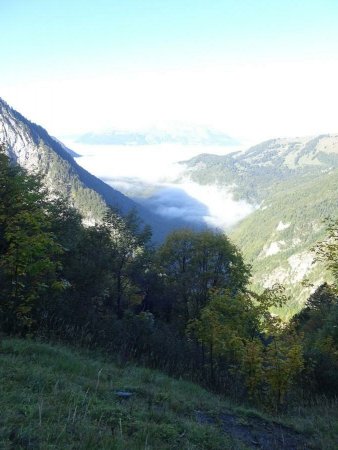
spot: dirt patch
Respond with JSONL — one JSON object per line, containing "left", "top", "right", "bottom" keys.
{"left": 195, "top": 410, "right": 312, "bottom": 449}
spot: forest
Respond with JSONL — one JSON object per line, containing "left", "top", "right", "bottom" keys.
{"left": 0, "top": 146, "right": 337, "bottom": 413}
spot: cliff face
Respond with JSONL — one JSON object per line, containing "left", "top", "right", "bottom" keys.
{"left": 0, "top": 98, "right": 177, "bottom": 240}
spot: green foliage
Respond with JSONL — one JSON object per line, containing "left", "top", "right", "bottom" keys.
{"left": 183, "top": 137, "right": 338, "bottom": 315}
{"left": 230, "top": 170, "right": 338, "bottom": 317}
{"left": 292, "top": 283, "right": 338, "bottom": 394}
{"left": 158, "top": 229, "right": 250, "bottom": 327}
{"left": 0, "top": 150, "right": 62, "bottom": 333}
{"left": 313, "top": 218, "right": 338, "bottom": 285}
{"left": 189, "top": 286, "right": 304, "bottom": 409}
{"left": 292, "top": 220, "right": 338, "bottom": 395}
{"left": 0, "top": 140, "right": 337, "bottom": 422}
{"left": 189, "top": 291, "right": 258, "bottom": 359}
{"left": 1, "top": 338, "right": 334, "bottom": 449}
{"left": 263, "top": 331, "right": 304, "bottom": 410}
{"left": 102, "top": 209, "right": 152, "bottom": 317}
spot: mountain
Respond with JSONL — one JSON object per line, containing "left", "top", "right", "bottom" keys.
{"left": 2, "top": 96, "right": 336, "bottom": 311}
{"left": 51, "top": 136, "right": 80, "bottom": 157}
{"left": 182, "top": 135, "right": 338, "bottom": 316}
{"left": 0, "top": 98, "right": 182, "bottom": 241}
{"left": 76, "top": 125, "right": 237, "bottom": 146}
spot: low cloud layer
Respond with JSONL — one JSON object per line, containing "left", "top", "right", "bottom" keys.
{"left": 134, "top": 182, "right": 254, "bottom": 230}
{"left": 68, "top": 141, "right": 254, "bottom": 230}
{"left": 138, "top": 185, "right": 209, "bottom": 225}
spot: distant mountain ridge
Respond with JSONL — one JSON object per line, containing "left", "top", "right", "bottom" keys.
{"left": 182, "top": 135, "right": 338, "bottom": 315}
{"left": 0, "top": 98, "right": 181, "bottom": 241}
{"left": 76, "top": 126, "right": 237, "bottom": 146}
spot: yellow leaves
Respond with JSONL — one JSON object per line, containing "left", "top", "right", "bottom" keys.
{"left": 189, "top": 288, "right": 305, "bottom": 409}
{"left": 240, "top": 333, "right": 304, "bottom": 409}
{"left": 241, "top": 339, "right": 264, "bottom": 398}
{"left": 263, "top": 334, "right": 304, "bottom": 409}
{"left": 188, "top": 291, "right": 257, "bottom": 362}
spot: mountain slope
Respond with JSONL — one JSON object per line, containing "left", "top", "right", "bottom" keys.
{"left": 0, "top": 98, "right": 178, "bottom": 240}
{"left": 183, "top": 135, "right": 338, "bottom": 202}
{"left": 182, "top": 135, "right": 338, "bottom": 314}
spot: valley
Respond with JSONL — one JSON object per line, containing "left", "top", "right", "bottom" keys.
{"left": 2, "top": 94, "right": 338, "bottom": 313}
{"left": 67, "top": 140, "right": 253, "bottom": 229}
{"left": 67, "top": 133, "right": 338, "bottom": 315}
{"left": 2, "top": 2, "right": 338, "bottom": 448}
{"left": 2, "top": 95, "right": 338, "bottom": 314}
{"left": 1, "top": 144, "right": 337, "bottom": 446}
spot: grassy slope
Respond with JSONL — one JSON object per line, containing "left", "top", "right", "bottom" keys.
{"left": 230, "top": 169, "right": 338, "bottom": 317}
{"left": 1, "top": 339, "right": 337, "bottom": 449}
{"left": 0, "top": 338, "right": 243, "bottom": 450}
{"left": 182, "top": 136, "right": 338, "bottom": 313}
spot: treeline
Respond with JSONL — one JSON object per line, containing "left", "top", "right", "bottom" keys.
{"left": 0, "top": 148, "right": 337, "bottom": 411}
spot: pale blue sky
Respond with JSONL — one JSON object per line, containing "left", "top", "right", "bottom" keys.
{"left": 2, "top": 0, "right": 338, "bottom": 139}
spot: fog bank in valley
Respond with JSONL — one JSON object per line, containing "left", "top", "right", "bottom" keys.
{"left": 65, "top": 141, "right": 255, "bottom": 230}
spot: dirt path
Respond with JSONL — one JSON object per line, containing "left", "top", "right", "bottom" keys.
{"left": 195, "top": 410, "right": 312, "bottom": 449}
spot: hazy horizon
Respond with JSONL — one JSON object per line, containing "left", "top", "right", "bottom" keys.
{"left": 2, "top": 1, "right": 338, "bottom": 142}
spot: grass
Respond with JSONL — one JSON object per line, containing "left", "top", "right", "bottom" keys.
{"left": 0, "top": 338, "right": 244, "bottom": 449}
{"left": 283, "top": 396, "right": 338, "bottom": 450}
{"left": 0, "top": 337, "right": 337, "bottom": 449}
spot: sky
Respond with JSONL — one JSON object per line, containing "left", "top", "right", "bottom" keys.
{"left": 2, "top": 0, "right": 338, "bottom": 142}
